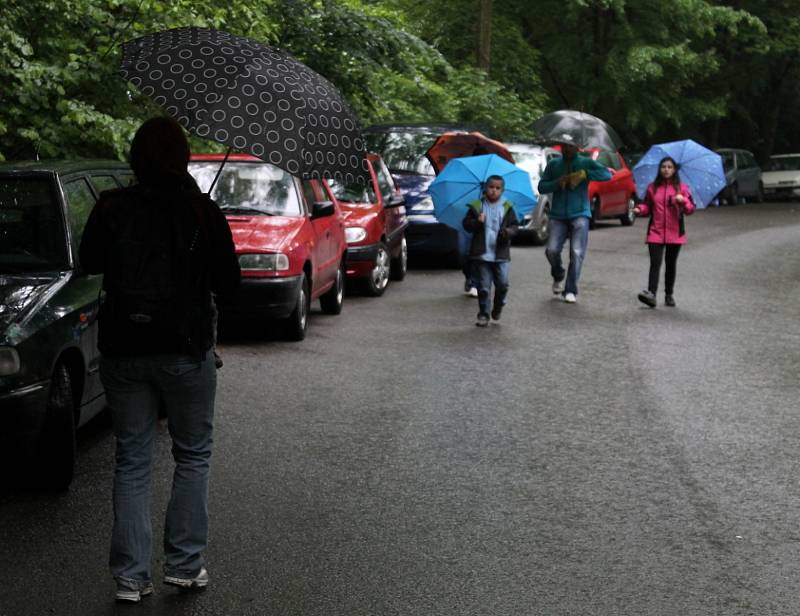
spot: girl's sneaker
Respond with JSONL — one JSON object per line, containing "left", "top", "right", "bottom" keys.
{"left": 637, "top": 289, "right": 656, "bottom": 308}
{"left": 664, "top": 294, "right": 676, "bottom": 307}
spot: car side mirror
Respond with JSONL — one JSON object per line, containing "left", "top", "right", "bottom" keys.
{"left": 311, "top": 200, "right": 335, "bottom": 219}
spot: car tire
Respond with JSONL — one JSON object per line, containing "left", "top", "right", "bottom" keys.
{"left": 364, "top": 242, "right": 390, "bottom": 297}
{"left": 726, "top": 183, "right": 739, "bottom": 205}
{"left": 33, "top": 361, "right": 76, "bottom": 490}
{"left": 285, "top": 273, "right": 310, "bottom": 341}
{"left": 320, "top": 259, "right": 345, "bottom": 315}
{"left": 589, "top": 196, "right": 600, "bottom": 230}
{"left": 532, "top": 207, "right": 550, "bottom": 245}
{"left": 620, "top": 196, "right": 636, "bottom": 226}
{"left": 389, "top": 235, "right": 407, "bottom": 281}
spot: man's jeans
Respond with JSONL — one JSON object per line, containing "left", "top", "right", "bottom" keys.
{"left": 545, "top": 216, "right": 590, "bottom": 296}
{"left": 100, "top": 353, "right": 216, "bottom": 586}
{"left": 472, "top": 259, "right": 510, "bottom": 316}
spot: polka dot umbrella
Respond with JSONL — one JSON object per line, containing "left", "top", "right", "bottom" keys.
{"left": 119, "top": 27, "right": 370, "bottom": 184}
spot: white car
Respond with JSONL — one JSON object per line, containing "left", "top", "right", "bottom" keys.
{"left": 762, "top": 154, "right": 800, "bottom": 201}
{"left": 506, "top": 142, "right": 561, "bottom": 244}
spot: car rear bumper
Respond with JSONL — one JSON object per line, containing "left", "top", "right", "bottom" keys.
{"left": 406, "top": 220, "right": 458, "bottom": 256}
{"left": 218, "top": 275, "right": 302, "bottom": 320}
{"left": 763, "top": 186, "right": 800, "bottom": 199}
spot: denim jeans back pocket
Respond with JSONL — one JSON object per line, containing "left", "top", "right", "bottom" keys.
{"left": 161, "top": 359, "right": 202, "bottom": 378}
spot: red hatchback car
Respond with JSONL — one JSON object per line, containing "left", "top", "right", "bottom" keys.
{"left": 189, "top": 154, "right": 347, "bottom": 341}
{"left": 326, "top": 153, "right": 408, "bottom": 296}
{"left": 585, "top": 149, "right": 638, "bottom": 228}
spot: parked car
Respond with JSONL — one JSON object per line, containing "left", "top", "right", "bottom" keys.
{"left": 761, "top": 153, "right": 800, "bottom": 201}
{"left": 0, "top": 159, "right": 134, "bottom": 488}
{"left": 583, "top": 149, "right": 638, "bottom": 228}
{"left": 188, "top": 154, "right": 346, "bottom": 341}
{"left": 716, "top": 148, "right": 763, "bottom": 204}
{"left": 327, "top": 153, "right": 408, "bottom": 296}
{"left": 364, "top": 124, "right": 486, "bottom": 263}
{"left": 506, "top": 142, "right": 561, "bottom": 244}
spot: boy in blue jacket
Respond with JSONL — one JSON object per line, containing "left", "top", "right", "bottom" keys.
{"left": 462, "top": 175, "right": 519, "bottom": 326}
{"left": 537, "top": 135, "right": 612, "bottom": 303}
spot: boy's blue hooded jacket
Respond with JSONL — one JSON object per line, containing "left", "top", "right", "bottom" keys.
{"left": 538, "top": 154, "right": 612, "bottom": 220}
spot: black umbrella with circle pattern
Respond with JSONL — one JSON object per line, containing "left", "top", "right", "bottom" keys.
{"left": 119, "top": 27, "right": 369, "bottom": 184}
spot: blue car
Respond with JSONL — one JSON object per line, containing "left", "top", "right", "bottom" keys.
{"left": 364, "top": 124, "right": 485, "bottom": 263}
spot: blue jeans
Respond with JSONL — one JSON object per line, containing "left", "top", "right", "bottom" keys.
{"left": 545, "top": 216, "right": 590, "bottom": 296}
{"left": 100, "top": 353, "right": 216, "bottom": 586}
{"left": 457, "top": 229, "right": 475, "bottom": 286}
{"left": 472, "top": 260, "right": 510, "bottom": 316}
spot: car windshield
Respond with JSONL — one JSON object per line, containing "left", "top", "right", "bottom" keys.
{"left": 364, "top": 131, "right": 435, "bottom": 176}
{"left": 188, "top": 162, "right": 303, "bottom": 216}
{"left": 509, "top": 148, "right": 545, "bottom": 175}
{"left": 327, "top": 177, "right": 376, "bottom": 204}
{"left": 720, "top": 151, "right": 735, "bottom": 171}
{"left": 764, "top": 156, "right": 800, "bottom": 172}
{"left": 0, "top": 176, "right": 69, "bottom": 273}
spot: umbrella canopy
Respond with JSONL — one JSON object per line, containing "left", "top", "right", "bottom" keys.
{"left": 425, "top": 131, "right": 514, "bottom": 175}
{"left": 532, "top": 109, "right": 623, "bottom": 151}
{"left": 633, "top": 139, "right": 725, "bottom": 208}
{"left": 119, "top": 27, "right": 369, "bottom": 184}
{"left": 428, "top": 154, "right": 537, "bottom": 231}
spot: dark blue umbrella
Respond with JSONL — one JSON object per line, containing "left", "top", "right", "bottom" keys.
{"left": 428, "top": 154, "right": 537, "bottom": 230}
{"left": 633, "top": 140, "right": 725, "bottom": 208}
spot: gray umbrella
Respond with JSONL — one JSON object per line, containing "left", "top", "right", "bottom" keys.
{"left": 119, "top": 27, "right": 370, "bottom": 184}
{"left": 532, "top": 110, "right": 624, "bottom": 151}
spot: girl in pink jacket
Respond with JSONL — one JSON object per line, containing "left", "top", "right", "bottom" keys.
{"left": 633, "top": 156, "right": 696, "bottom": 307}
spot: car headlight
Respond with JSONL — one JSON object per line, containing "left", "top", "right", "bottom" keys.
{"left": 345, "top": 227, "right": 368, "bottom": 243}
{"left": 238, "top": 253, "right": 289, "bottom": 272}
{"left": 0, "top": 347, "right": 20, "bottom": 376}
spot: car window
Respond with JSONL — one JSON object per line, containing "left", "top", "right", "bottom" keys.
{"left": 364, "top": 130, "right": 436, "bottom": 176}
{"left": 327, "top": 175, "right": 377, "bottom": 204}
{"left": 742, "top": 152, "right": 758, "bottom": 168}
{"left": 63, "top": 177, "right": 97, "bottom": 257}
{"left": 189, "top": 161, "right": 303, "bottom": 216}
{"left": 119, "top": 173, "right": 136, "bottom": 187}
{"left": 595, "top": 151, "right": 620, "bottom": 170}
{"left": 720, "top": 151, "right": 735, "bottom": 171}
{"left": 0, "top": 176, "right": 69, "bottom": 272}
{"left": 372, "top": 159, "right": 395, "bottom": 202}
{"left": 765, "top": 156, "right": 800, "bottom": 171}
{"left": 90, "top": 175, "right": 120, "bottom": 194}
{"left": 509, "top": 148, "right": 545, "bottom": 176}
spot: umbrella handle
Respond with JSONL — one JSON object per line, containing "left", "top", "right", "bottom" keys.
{"left": 207, "top": 146, "right": 232, "bottom": 195}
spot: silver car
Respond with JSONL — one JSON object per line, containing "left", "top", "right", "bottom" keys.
{"left": 716, "top": 148, "right": 763, "bottom": 204}
{"left": 507, "top": 143, "right": 561, "bottom": 244}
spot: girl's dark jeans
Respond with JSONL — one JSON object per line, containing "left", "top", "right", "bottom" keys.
{"left": 648, "top": 243, "right": 681, "bottom": 295}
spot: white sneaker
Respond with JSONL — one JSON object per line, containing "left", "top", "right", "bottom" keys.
{"left": 552, "top": 279, "right": 565, "bottom": 295}
{"left": 563, "top": 292, "right": 577, "bottom": 303}
{"left": 468, "top": 287, "right": 479, "bottom": 297}
{"left": 164, "top": 567, "right": 209, "bottom": 589}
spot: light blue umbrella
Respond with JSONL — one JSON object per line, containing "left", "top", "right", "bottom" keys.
{"left": 633, "top": 139, "right": 725, "bottom": 209}
{"left": 428, "top": 154, "right": 537, "bottom": 230}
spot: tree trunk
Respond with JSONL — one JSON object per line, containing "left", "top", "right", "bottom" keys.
{"left": 477, "top": 0, "right": 492, "bottom": 74}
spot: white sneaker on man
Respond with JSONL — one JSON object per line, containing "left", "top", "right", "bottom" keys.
{"left": 552, "top": 279, "right": 565, "bottom": 295}
{"left": 563, "top": 292, "right": 577, "bottom": 304}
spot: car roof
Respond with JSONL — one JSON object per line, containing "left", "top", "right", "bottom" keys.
{"left": 716, "top": 148, "right": 753, "bottom": 154}
{"left": 363, "top": 123, "right": 490, "bottom": 135}
{"left": 768, "top": 153, "right": 800, "bottom": 158}
{"left": 0, "top": 159, "right": 130, "bottom": 174}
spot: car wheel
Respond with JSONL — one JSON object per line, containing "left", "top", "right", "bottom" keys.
{"left": 285, "top": 273, "right": 310, "bottom": 341}
{"left": 532, "top": 207, "right": 550, "bottom": 245}
{"left": 589, "top": 196, "right": 600, "bottom": 230}
{"left": 389, "top": 235, "right": 407, "bottom": 281}
{"left": 320, "top": 259, "right": 345, "bottom": 315}
{"left": 726, "top": 183, "right": 739, "bottom": 205}
{"left": 620, "top": 196, "right": 636, "bottom": 226}
{"left": 33, "top": 361, "right": 76, "bottom": 490}
{"left": 364, "top": 242, "right": 390, "bottom": 297}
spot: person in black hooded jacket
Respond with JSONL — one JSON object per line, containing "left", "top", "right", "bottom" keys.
{"left": 79, "top": 116, "right": 239, "bottom": 603}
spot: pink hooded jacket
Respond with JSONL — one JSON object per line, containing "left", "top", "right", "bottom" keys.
{"left": 637, "top": 182, "right": 696, "bottom": 244}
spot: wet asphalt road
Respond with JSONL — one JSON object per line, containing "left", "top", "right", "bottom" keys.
{"left": 1, "top": 201, "right": 799, "bottom": 616}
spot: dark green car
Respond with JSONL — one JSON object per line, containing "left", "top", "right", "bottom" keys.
{"left": 0, "top": 160, "right": 133, "bottom": 489}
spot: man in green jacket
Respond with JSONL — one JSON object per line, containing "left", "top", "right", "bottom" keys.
{"left": 537, "top": 134, "right": 612, "bottom": 303}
